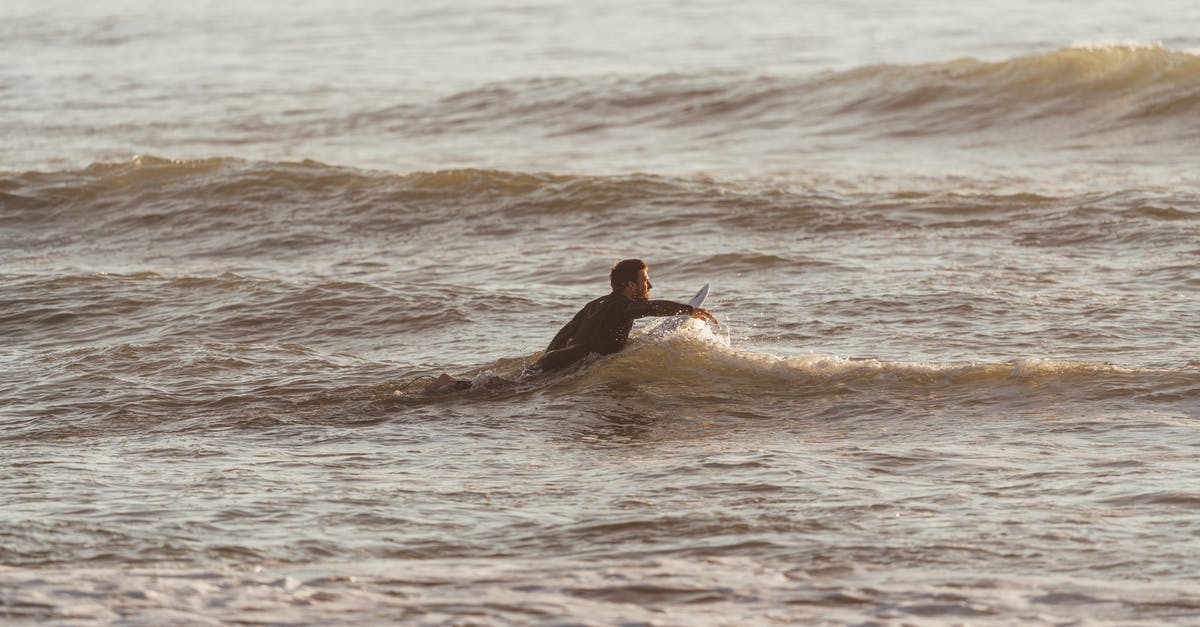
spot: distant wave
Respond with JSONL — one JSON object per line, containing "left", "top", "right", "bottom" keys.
{"left": 5, "top": 47, "right": 1198, "bottom": 181}
{"left": 352, "top": 45, "right": 1200, "bottom": 143}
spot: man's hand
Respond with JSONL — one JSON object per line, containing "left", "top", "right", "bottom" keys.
{"left": 690, "top": 307, "right": 718, "bottom": 326}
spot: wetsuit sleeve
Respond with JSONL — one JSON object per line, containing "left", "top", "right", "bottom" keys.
{"left": 624, "top": 300, "right": 695, "bottom": 319}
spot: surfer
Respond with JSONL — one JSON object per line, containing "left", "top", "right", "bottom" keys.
{"left": 426, "top": 259, "right": 717, "bottom": 392}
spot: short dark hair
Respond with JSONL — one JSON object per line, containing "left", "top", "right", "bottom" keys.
{"left": 610, "top": 259, "right": 646, "bottom": 291}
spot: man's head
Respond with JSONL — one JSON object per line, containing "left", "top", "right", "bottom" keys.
{"left": 610, "top": 258, "right": 652, "bottom": 300}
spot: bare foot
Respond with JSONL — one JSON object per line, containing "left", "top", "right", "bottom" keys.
{"left": 425, "top": 373, "right": 459, "bottom": 392}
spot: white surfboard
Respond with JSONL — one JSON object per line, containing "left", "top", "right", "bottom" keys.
{"left": 641, "top": 283, "right": 710, "bottom": 338}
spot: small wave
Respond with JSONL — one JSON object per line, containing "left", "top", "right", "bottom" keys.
{"left": 694, "top": 252, "right": 832, "bottom": 272}
{"left": 1100, "top": 490, "right": 1200, "bottom": 508}
{"left": 408, "top": 321, "right": 1200, "bottom": 411}
{"left": 4, "top": 156, "right": 1198, "bottom": 285}
{"left": 579, "top": 324, "right": 1199, "bottom": 403}
{"left": 0, "top": 155, "right": 1077, "bottom": 228}
{"left": 0, "top": 269, "right": 497, "bottom": 352}
{"left": 0, "top": 158, "right": 811, "bottom": 254}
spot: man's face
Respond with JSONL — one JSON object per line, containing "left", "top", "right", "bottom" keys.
{"left": 630, "top": 267, "right": 653, "bottom": 300}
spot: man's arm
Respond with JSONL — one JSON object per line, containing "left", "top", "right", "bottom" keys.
{"left": 627, "top": 300, "right": 718, "bottom": 325}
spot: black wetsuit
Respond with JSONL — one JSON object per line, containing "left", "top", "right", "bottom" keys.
{"left": 532, "top": 292, "right": 696, "bottom": 373}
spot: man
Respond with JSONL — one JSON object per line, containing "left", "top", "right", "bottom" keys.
{"left": 426, "top": 259, "right": 716, "bottom": 391}
{"left": 531, "top": 259, "right": 717, "bottom": 373}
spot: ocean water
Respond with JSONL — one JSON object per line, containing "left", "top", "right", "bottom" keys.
{"left": 3, "top": 0, "right": 1200, "bottom": 624}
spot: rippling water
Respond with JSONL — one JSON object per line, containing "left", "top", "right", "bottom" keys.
{"left": 4, "top": 0, "right": 1200, "bottom": 624}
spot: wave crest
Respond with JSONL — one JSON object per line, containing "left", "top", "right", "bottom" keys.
{"left": 818, "top": 44, "right": 1200, "bottom": 136}
{"left": 577, "top": 324, "right": 1197, "bottom": 403}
